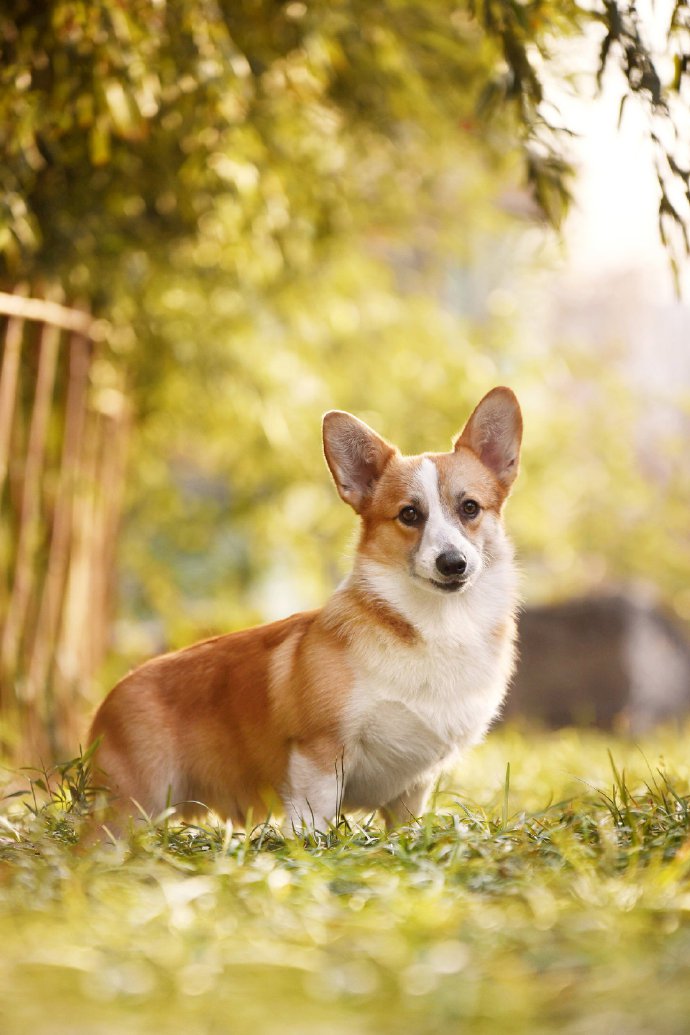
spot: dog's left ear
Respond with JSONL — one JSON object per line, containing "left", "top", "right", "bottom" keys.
{"left": 454, "top": 387, "right": 523, "bottom": 491}
{"left": 323, "top": 411, "right": 396, "bottom": 513}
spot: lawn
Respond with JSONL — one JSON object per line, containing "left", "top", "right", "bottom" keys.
{"left": 2, "top": 724, "right": 690, "bottom": 1035}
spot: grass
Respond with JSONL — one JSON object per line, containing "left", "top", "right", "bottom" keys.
{"left": 2, "top": 725, "right": 690, "bottom": 1034}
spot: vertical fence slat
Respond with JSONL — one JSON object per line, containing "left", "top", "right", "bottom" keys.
{"left": 1, "top": 320, "right": 61, "bottom": 684}
{"left": 0, "top": 290, "right": 27, "bottom": 505}
{"left": 58, "top": 404, "right": 100, "bottom": 730}
{"left": 0, "top": 298, "right": 28, "bottom": 675}
{"left": 26, "top": 334, "right": 90, "bottom": 738}
{"left": 87, "top": 394, "right": 130, "bottom": 697}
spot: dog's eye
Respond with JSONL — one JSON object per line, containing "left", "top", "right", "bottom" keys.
{"left": 398, "top": 505, "right": 420, "bottom": 526}
{"left": 461, "top": 499, "right": 480, "bottom": 518}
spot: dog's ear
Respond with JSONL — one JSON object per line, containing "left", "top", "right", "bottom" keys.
{"left": 323, "top": 411, "right": 396, "bottom": 513}
{"left": 454, "top": 387, "right": 523, "bottom": 491}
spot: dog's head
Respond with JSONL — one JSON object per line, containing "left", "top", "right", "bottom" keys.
{"left": 322, "top": 388, "right": 522, "bottom": 596}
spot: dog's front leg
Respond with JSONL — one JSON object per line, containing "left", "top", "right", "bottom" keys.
{"left": 282, "top": 744, "right": 343, "bottom": 835}
{"left": 380, "top": 777, "right": 432, "bottom": 830}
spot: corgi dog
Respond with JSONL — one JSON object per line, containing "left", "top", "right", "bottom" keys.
{"left": 88, "top": 387, "right": 522, "bottom": 834}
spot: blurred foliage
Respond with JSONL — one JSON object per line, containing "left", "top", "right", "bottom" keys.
{"left": 0, "top": 0, "right": 533, "bottom": 283}
{"left": 2, "top": 0, "right": 689, "bottom": 283}
{"left": 0, "top": 1, "right": 689, "bottom": 661}
{"left": 4, "top": 725, "right": 690, "bottom": 1032}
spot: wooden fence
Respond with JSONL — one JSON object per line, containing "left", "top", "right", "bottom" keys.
{"left": 0, "top": 287, "right": 130, "bottom": 761}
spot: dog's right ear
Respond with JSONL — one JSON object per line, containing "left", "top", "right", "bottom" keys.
{"left": 454, "top": 387, "right": 522, "bottom": 492}
{"left": 322, "top": 411, "right": 396, "bottom": 513}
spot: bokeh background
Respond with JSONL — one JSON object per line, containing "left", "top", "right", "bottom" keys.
{"left": 1, "top": 0, "right": 689, "bottom": 761}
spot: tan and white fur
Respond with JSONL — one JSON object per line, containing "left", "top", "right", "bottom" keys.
{"left": 88, "top": 387, "right": 522, "bottom": 834}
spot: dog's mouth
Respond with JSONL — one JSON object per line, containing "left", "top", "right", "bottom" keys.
{"left": 430, "top": 578, "right": 466, "bottom": 593}
{"left": 419, "top": 575, "right": 470, "bottom": 594}
{"left": 410, "top": 565, "right": 475, "bottom": 595}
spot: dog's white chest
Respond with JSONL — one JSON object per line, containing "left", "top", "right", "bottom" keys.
{"left": 341, "top": 632, "right": 509, "bottom": 810}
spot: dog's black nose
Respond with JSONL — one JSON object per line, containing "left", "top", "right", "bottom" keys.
{"left": 435, "top": 551, "right": 467, "bottom": 577}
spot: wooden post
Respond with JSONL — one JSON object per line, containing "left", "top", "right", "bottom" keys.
{"left": 0, "top": 287, "right": 28, "bottom": 505}
{"left": 1, "top": 320, "right": 61, "bottom": 684}
{"left": 26, "top": 334, "right": 90, "bottom": 743}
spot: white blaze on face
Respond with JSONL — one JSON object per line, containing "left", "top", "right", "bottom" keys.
{"left": 414, "top": 457, "right": 481, "bottom": 583}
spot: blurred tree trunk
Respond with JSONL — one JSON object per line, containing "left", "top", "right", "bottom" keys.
{"left": 0, "top": 287, "right": 129, "bottom": 762}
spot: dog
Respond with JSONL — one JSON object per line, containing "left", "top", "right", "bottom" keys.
{"left": 88, "top": 386, "right": 522, "bottom": 834}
